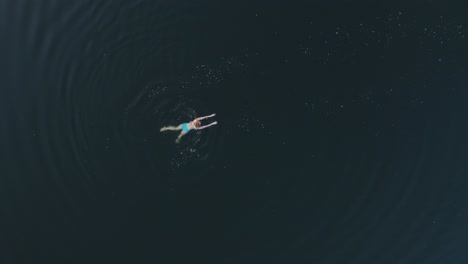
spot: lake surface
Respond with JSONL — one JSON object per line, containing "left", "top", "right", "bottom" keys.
{"left": 2, "top": 0, "right": 468, "bottom": 263}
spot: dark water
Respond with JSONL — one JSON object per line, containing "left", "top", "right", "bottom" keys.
{"left": 2, "top": 0, "right": 468, "bottom": 263}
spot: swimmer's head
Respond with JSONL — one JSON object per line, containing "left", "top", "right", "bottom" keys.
{"left": 193, "top": 120, "right": 201, "bottom": 128}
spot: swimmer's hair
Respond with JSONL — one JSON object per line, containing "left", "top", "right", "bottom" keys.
{"left": 193, "top": 120, "right": 201, "bottom": 128}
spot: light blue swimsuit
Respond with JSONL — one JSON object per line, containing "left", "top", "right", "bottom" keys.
{"left": 182, "top": 123, "right": 190, "bottom": 132}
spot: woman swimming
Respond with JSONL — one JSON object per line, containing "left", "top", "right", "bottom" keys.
{"left": 160, "top": 113, "right": 217, "bottom": 143}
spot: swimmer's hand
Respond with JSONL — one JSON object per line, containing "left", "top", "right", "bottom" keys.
{"left": 175, "top": 138, "right": 181, "bottom": 144}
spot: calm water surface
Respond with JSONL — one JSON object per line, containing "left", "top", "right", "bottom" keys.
{"left": 2, "top": 1, "right": 468, "bottom": 263}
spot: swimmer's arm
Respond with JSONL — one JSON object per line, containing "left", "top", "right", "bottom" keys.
{"left": 195, "top": 113, "right": 216, "bottom": 121}
{"left": 197, "top": 121, "right": 217, "bottom": 130}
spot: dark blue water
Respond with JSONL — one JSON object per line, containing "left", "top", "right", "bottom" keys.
{"left": 2, "top": 0, "right": 468, "bottom": 263}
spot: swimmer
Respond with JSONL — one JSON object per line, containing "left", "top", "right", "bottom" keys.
{"left": 160, "top": 113, "right": 217, "bottom": 143}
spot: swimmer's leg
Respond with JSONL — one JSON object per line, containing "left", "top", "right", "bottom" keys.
{"left": 175, "top": 131, "right": 186, "bottom": 143}
{"left": 160, "top": 124, "right": 182, "bottom": 132}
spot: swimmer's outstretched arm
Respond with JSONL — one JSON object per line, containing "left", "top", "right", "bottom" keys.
{"left": 197, "top": 121, "right": 217, "bottom": 130}
{"left": 195, "top": 113, "right": 216, "bottom": 121}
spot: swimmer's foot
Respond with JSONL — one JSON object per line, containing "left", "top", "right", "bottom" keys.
{"left": 160, "top": 127, "right": 166, "bottom": 132}
{"left": 175, "top": 139, "right": 181, "bottom": 144}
